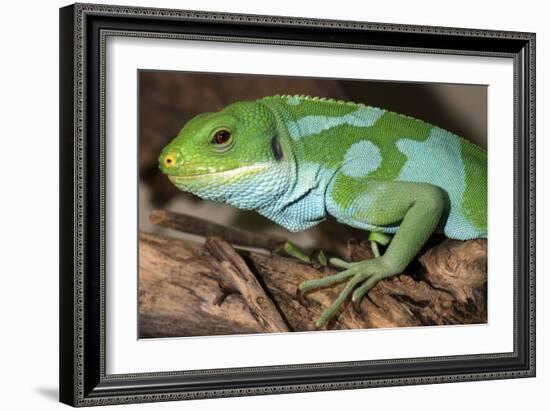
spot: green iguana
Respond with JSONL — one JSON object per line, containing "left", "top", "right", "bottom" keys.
{"left": 159, "top": 95, "right": 487, "bottom": 328}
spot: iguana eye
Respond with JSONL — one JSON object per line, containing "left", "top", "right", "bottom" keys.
{"left": 212, "top": 130, "right": 232, "bottom": 145}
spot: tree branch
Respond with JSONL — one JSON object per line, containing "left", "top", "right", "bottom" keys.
{"left": 149, "top": 209, "right": 285, "bottom": 250}
{"left": 139, "top": 231, "right": 487, "bottom": 336}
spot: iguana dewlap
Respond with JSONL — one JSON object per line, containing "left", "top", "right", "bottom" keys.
{"left": 159, "top": 95, "right": 487, "bottom": 327}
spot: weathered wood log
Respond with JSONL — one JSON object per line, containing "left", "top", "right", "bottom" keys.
{"left": 202, "top": 237, "right": 289, "bottom": 333}
{"left": 149, "top": 209, "right": 286, "bottom": 251}
{"left": 139, "top": 232, "right": 288, "bottom": 338}
{"left": 247, "top": 238, "right": 486, "bottom": 330}
{"left": 247, "top": 252, "right": 368, "bottom": 331}
{"left": 139, "top": 228, "right": 487, "bottom": 337}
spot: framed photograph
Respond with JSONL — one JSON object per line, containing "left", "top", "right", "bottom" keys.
{"left": 59, "top": 3, "right": 535, "bottom": 407}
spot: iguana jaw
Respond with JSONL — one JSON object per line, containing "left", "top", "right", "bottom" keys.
{"left": 168, "top": 163, "right": 270, "bottom": 185}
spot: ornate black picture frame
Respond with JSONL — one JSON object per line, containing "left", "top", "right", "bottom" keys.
{"left": 59, "top": 3, "right": 535, "bottom": 407}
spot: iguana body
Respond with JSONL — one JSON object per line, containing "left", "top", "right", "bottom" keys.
{"left": 159, "top": 95, "right": 487, "bottom": 327}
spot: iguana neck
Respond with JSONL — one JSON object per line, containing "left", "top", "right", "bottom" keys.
{"left": 257, "top": 97, "right": 340, "bottom": 231}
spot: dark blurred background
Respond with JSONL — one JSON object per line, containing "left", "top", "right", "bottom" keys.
{"left": 139, "top": 71, "right": 486, "bottom": 250}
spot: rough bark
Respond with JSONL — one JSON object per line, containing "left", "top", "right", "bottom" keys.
{"left": 139, "top": 232, "right": 288, "bottom": 338}
{"left": 139, "top": 229, "right": 487, "bottom": 337}
{"left": 149, "top": 209, "right": 286, "bottom": 251}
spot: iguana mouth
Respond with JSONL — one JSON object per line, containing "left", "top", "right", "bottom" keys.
{"left": 168, "top": 163, "right": 269, "bottom": 183}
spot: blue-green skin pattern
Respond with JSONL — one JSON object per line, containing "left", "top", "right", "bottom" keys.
{"left": 159, "top": 95, "right": 487, "bottom": 327}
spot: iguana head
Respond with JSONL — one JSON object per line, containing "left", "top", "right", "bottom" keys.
{"left": 159, "top": 100, "right": 293, "bottom": 210}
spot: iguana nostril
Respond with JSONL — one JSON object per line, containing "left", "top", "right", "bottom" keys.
{"left": 164, "top": 153, "right": 176, "bottom": 167}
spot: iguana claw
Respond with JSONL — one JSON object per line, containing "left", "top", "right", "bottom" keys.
{"left": 352, "top": 299, "right": 363, "bottom": 314}
{"left": 295, "top": 288, "right": 309, "bottom": 306}
{"left": 297, "top": 257, "right": 396, "bottom": 328}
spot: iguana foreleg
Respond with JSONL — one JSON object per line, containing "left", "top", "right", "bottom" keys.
{"left": 298, "top": 181, "right": 446, "bottom": 328}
